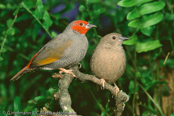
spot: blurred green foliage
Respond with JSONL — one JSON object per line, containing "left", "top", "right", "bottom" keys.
{"left": 0, "top": 0, "right": 174, "bottom": 116}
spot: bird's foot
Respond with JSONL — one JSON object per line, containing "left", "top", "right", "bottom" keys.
{"left": 52, "top": 72, "right": 63, "bottom": 79}
{"left": 100, "top": 78, "right": 105, "bottom": 89}
{"left": 59, "top": 68, "right": 76, "bottom": 77}
{"left": 114, "top": 83, "right": 120, "bottom": 96}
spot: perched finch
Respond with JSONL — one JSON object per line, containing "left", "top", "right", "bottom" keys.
{"left": 90, "top": 33, "right": 129, "bottom": 94}
{"left": 11, "top": 20, "right": 96, "bottom": 81}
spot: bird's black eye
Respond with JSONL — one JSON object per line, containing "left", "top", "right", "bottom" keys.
{"left": 112, "top": 36, "right": 116, "bottom": 40}
{"left": 79, "top": 23, "right": 83, "bottom": 26}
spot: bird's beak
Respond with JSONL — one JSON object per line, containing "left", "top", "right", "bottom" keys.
{"left": 119, "top": 36, "right": 129, "bottom": 41}
{"left": 86, "top": 23, "right": 97, "bottom": 29}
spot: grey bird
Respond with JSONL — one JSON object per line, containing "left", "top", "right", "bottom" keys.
{"left": 90, "top": 33, "right": 129, "bottom": 94}
{"left": 11, "top": 20, "right": 96, "bottom": 81}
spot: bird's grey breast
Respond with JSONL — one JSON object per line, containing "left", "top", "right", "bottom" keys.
{"left": 60, "top": 32, "right": 88, "bottom": 66}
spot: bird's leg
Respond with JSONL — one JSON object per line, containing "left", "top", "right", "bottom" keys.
{"left": 114, "top": 83, "right": 120, "bottom": 96}
{"left": 100, "top": 78, "right": 106, "bottom": 89}
{"left": 59, "top": 68, "right": 76, "bottom": 77}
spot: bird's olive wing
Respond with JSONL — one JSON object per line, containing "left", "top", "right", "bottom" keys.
{"left": 30, "top": 37, "right": 72, "bottom": 67}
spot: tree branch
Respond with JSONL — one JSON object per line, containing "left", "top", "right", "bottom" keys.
{"left": 53, "top": 73, "right": 76, "bottom": 115}
{"left": 53, "top": 65, "right": 129, "bottom": 116}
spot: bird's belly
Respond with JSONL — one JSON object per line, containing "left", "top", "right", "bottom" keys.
{"left": 92, "top": 52, "right": 126, "bottom": 84}
{"left": 43, "top": 40, "right": 88, "bottom": 70}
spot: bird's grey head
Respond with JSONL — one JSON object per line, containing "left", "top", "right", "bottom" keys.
{"left": 99, "top": 33, "right": 129, "bottom": 48}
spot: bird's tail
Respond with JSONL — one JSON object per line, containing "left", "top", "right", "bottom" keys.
{"left": 10, "top": 66, "right": 29, "bottom": 81}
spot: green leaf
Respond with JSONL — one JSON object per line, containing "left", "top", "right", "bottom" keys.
{"left": 0, "top": 72, "right": 6, "bottom": 80}
{"left": 0, "top": 57, "right": 3, "bottom": 61}
{"left": 27, "top": 96, "right": 46, "bottom": 104}
{"left": 127, "top": 1, "right": 165, "bottom": 20}
{"left": 129, "top": 80, "right": 139, "bottom": 94}
{"left": 51, "top": 31, "right": 57, "bottom": 38}
{"left": 123, "top": 34, "right": 137, "bottom": 45}
{"left": 1, "top": 48, "right": 6, "bottom": 52}
{"left": 32, "top": 23, "right": 40, "bottom": 41}
{"left": 0, "top": 4, "right": 6, "bottom": 9}
{"left": 87, "top": 0, "right": 100, "bottom": 4}
{"left": 33, "top": 0, "right": 44, "bottom": 19}
{"left": 34, "top": 96, "right": 45, "bottom": 101}
{"left": 152, "top": 49, "right": 162, "bottom": 60}
{"left": 0, "top": 83, "right": 7, "bottom": 97}
{"left": 159, "top": 59, "right": 174, "bottom": 68}
{"left": 101, "top": 100, "right": 110, "bottom": 116}
{"left": 127, "top": 8, "right": 140, "bottom": 20}
{"left": 164, "top": 13, "right": 174, "bottom": 21}
{"left": 29, "top": 96, "right": 49, "bottom": 106}
{"left": 118, "top": 0, "right": 153, "bottom": 7}
{"left": 136, "top": 0, "right": 153, "bottom": 6}
{"left": 140, "top": 26, "right": 155, "bottom": 36}
{"left": 136, "top": 40, "right": 162, "bottom": 53}
{"left": 6, "top": 3, "right": 13, "bottom": 9}
{"left": 136, "top": 71, "right": 141, "bottom": 78}
{"left": 79, "top": 5, "right": 85, "bottom": 12}
{"left": 43, "top": 11, "right": 53, "bottom": 30}
{"left": 46, "top": 88, "right": 57, "bottom": 95}
{"left": 117, "top": 0, "right": 137, "bottom": 7}
{"left": 9, "top": 83, "right": 15, "bottom": 98}
{"left": 14, "top": 96, "right": 22, "bottom": 113}
{"left": 6, "top": 19, "right": 13, "bottom": 28}
{"left": 128, "top": 12, "right": 163, "bottom": 28}
{"left": 142, "top": 111, "right": 155, "bottom": 116}
{"left": 6, "top": 28, "right": 15, "bottom": 35}
{"left": 93, "top": 8, "right": 106, "bottom": 16}
{"left": 22, "top": 0, "right": 36, "bottom": 9}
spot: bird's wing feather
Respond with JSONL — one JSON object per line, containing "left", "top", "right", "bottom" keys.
{"left": 30, "top": 34, "right": 73, "bottom": 67}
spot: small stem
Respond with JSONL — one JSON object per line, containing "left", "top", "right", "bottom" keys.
{"left": 166, "top": 0, "right": 174, "bottom": 51}
{"left": 23, "top": 6, "right": 53, "bottom": 38}
{"left": 166, "top": 0, "right": 174, "bottom": 14}
{"left": 0, "top": 3, "right": 22, "bottom": 63}
{"left": 169, "top": 32, "right": 174, "bottom": 50}
{"left": 89, "top": 87, "right": 110, "bottom": 116}
{"left": 138, "top": 83, "right": 164, "bottom": 116}
{"left": 84, "top": 0, "right": 98, "bottom": 39}
{"left": 4, "top": 46, "right": 30, "bottom": 61}
{"left": 163, "top": 52, "right": 170, "bottom": 64}
{"left": 132, "top": 44, "right": 137, "bottom": 116}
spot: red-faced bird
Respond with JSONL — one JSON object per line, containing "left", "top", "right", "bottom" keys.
{"left": 11, "top": 20, "right": 96, "bottom": 81}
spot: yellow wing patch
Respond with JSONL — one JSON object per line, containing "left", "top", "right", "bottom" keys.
{"left": 34, "top": 40, "right": 72, "bottom": 66}
{"left": 36, "top": 57, "right": 59, "bottom": 65}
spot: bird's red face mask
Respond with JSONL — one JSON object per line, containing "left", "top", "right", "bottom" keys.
{"left": 71, "top": 20, "right": 96, "bottom": 34}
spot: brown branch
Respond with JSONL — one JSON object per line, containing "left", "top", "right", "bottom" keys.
{"left": 53, "top": 65, "right": 129, "bottom": 116}
{"left": 54, "top": 73, "right": 77, "bottom": 116}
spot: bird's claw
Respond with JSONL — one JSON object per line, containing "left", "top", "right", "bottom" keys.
{"left": 100, "top": 78, "right": 105, "bottom": 89}
{"left": 114, "top": 83, "right": 120, "bottom": 96}
{"left": 59, "top": 68, "right": 76, "bottom": 77}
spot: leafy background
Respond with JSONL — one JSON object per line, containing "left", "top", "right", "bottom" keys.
{"left": 0, "top": 0, "right": 174, "bottom": 116}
